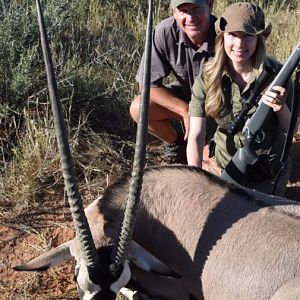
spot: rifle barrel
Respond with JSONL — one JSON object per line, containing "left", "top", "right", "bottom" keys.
{"left": 244, "top": 42, "right": 300, "bottom": 136}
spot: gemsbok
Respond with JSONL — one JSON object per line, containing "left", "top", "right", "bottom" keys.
{"left": 15, "top": 165, "right": 300, "bottom": 299}
{"left": 14, "top": 0, "right": 300, "bottom": 299}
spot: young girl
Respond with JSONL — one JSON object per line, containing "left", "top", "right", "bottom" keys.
{"left": 187, "top": 2, "right": 296, "bottom": 195}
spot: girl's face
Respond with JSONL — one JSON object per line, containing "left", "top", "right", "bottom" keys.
{"left": 224, "top": 32, "right": 258, "bottom": 65}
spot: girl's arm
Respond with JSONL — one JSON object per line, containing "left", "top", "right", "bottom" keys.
{"left": 187, "top": 116, "right": 207, "bottom": 167}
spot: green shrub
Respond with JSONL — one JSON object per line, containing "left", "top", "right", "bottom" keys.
{"left": 0, "top": 0, "right": 299, "bottom": 215}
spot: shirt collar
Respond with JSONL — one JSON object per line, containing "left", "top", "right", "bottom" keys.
{"left": 222, "top": 67, "right": 258, "bottom": 92}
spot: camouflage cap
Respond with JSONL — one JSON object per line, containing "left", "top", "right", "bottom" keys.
{"left": 171, "top": 0, "right": 206, "bottom": 9}
{"left": 215, "top": 2, "right": 272, "bottom": 38}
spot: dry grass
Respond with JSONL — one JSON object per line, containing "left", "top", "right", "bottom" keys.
{"left": 0, "top": 105, "right": 137, "bottom": 220}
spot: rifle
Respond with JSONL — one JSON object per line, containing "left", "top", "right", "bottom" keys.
{"left": 227, "top": 65, "right": 276, "bottom": 135}
{"left": 221, "top": 42, "right": 300, "bottom": 187}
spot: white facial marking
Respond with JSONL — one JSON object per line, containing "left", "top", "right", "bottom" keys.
{"left": 110, "top": 260, "right": 131, "bottom": 293}
{"left": 83, "top": 291, "right": 99, "bottom": 300}
{"left": 76, "top": 264, "right": 102, "bottom": 299}
{"left": 119, "top": 287, "right": 139, "bottom": 299}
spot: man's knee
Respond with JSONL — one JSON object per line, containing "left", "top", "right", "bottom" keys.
{"left": 129, "top": 95, "right": 141, "bottom": 122}
{"left": 130, "top": 95, "right": 176, "bottom": 123}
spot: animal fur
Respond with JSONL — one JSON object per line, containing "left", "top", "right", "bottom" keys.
{"left": 15, "top": 165, "right": 300, "bottom": 299}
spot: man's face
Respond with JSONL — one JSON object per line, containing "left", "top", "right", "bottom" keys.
{"left": 173, "top": 3, "right": 211, "bottom": 44}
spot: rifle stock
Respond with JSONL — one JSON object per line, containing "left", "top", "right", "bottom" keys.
{"left": 221, "top": 42, "right": 300, "bottom": 186}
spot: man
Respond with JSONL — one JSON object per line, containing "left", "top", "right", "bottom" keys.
{"left": 130, "top": 0, "right": 216, "bottom": 163}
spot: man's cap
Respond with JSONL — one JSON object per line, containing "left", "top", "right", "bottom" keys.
{"left": 171, "top": 0, "right": 206, "bottom": 9}
{"left": 215, "top": 2, "right": 272, "bottom": 38}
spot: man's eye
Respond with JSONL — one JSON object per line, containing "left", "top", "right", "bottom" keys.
{"left": 194, "top": 6, "right": 206, "bottom": 13}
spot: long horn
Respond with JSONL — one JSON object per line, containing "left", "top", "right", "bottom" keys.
{"left": 35, "top": 0, "right": 98, "bottom": 268}
{"left": 111, "top": 0, "right": 154, "bottom": 276}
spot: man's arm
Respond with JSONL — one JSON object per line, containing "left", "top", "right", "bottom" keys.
{"left": 137, "top": 83, "right": 190, "bottom": 139}
{"left": 146, "top": 85, "right": 189, "bottom": 119}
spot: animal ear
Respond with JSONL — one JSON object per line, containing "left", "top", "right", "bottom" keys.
{"left": 13, "top": 241, "right": 72, "bottom": 271}
{"left": 128, "top": 241, "right": 179, "bottom": 278}
{"left": 128, "top": 264, "right": 189, "bottom": 300}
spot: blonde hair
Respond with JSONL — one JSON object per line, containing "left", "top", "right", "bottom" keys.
{"left": 204, "top": 33, "right": 267, "bottom": 118}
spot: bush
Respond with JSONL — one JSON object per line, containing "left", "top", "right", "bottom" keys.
{"left": 0, "top": 0, "right": 299, "bottom": 214}
{"left": 0, "top": 0, "right": 150, "bottom": 119}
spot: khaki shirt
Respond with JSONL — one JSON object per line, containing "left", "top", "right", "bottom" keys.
{"left": 189, "top": 57, "right": 295, "bottom": 174}
{"left": 136, "top": 15, "right": 216, "bottom": 99}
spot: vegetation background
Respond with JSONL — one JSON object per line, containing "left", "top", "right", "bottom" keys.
{"left": 0, "top": 0, "right": 299, "bottom": 299}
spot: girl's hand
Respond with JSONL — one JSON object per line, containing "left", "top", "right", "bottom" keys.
{"left": 261, "top": 86, "right": 287, "bottom": 112}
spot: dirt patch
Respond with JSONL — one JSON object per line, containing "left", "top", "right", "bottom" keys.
{"left": 0, "top": 200, "right": 77, "bottom": 299}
